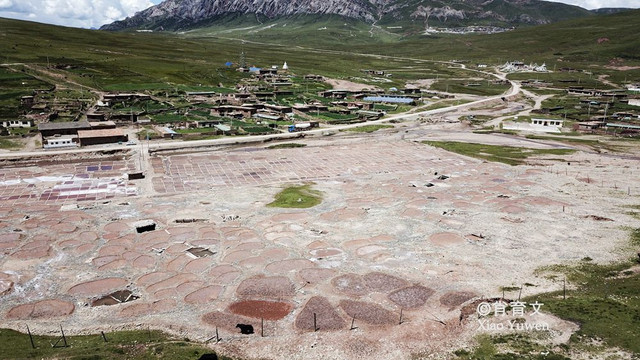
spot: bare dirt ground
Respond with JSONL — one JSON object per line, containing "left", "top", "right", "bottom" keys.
{"left": 1, "top": 121, "right": 639, "bottom": 359}
{"left": 324, "top": 78, "right": 382, "bottom": 92}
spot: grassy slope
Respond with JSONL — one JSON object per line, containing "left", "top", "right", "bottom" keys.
{"left": 0, "top": 329, "right": 233, "bottom": 360}
{"left": 422, "top": 141, "right": 575, "bottom": 166}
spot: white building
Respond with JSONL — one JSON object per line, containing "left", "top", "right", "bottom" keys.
{"left": 2, "top": 119, "right": 34, "bottom": 128}
{"left": 502, "top": 118, "right": 564, "bottom": 133}
{"left": 43, "top": 136, "right": 78, "bottom": 149}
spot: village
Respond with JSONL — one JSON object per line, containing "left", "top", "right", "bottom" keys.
{"left": 1, "top": 60, "right": 640, "bottom": 152}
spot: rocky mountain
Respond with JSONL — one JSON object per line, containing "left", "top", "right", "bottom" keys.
{"left": 101, "top": 0, "right": 592, "bottom": 31}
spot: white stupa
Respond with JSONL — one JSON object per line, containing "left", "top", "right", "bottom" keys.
{"left": 282, "top": 62, "right": 289, "bottom": 70}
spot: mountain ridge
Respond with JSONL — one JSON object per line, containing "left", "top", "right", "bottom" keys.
{"left": 101, "top": 0, "right": 593, "bottom": 31}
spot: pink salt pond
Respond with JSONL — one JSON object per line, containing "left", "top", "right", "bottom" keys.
{"left": 68, "top": 277, "right": 129, "bottom": 296}
{"left": 6, "top": 299, "right": 75, "bottom": 319}
{"left": 429, "top": 232, "right": 465, "bottom": 246}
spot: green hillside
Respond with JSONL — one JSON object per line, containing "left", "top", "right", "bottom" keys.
{"left": 1, "top": 8, "right": 639, "bottom": 97}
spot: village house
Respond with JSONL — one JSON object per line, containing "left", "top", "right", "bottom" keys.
{"left": 38, "top": 120, "right": 92, "bottom": 137}
{"left": 210, "top": 105, "right": 257, "bottom": 118}
{"left": 77, "top": 129, "right": 128, "bottom": 146}
{"left": 2, "top": 119, "right": 34, "bottom": 128}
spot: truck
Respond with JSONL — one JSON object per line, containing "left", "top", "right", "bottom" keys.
{"left": 288, "top": 122, "right": 319, "bottom": 133}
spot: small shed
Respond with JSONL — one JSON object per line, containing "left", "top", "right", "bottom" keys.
{"left": 77, "top": 129, "right": 128, "bottom": 146}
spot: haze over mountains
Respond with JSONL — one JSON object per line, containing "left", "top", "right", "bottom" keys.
{"left": 101, "top": 0, "right": 596, "bottom": 31}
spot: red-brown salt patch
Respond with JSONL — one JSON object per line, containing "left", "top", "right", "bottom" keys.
{"left": 295, "top": 296, "right": 346, "bottom": 331}
{"left": 406, "top": 199, "right": 431, "bottom": 208}
{"left": 119, "top": 299, "right": 176, "bottom": 317}
{"left": 0, "top": 279, "right": 13, "bottom": 296}
{"left": 102, "top": 233, "right": 120, "bottom": 240}
{"left": 199, "top": 227, "right": 219, "bottom": 239}
{"left": 99, "top": 259, "right": 127, "bottom": 271}
{"left": 264, "top": 231, "right": 296, "bottom": 241}
{"left": 40, "top": 220, "right": 60, "bottom": 227}
{"left": 202, "top": 311, "right": 259, "bottom": 332}
{"left": 271, "top": 212, "right": 310, "bottom": 222}
{"left": 58, "top": 239, "right": 81, "bottom": 249}
{"left": 438, "top": 218, "right": 465, "bottom": 228}
{"left": 0, "top": 233, "right": 22, "bottom": 243}
{"left": 265, "top": 259, "right": 315, "bottom": 274}
{"left": 51, "top": 223, "right": 76, "bottom": 233}
{"left": 261, "top": 248, "right": 289, "bottom": 260}
{"left": 332, "top": 274, "right": 370, "bottom": 297}
{"left": 307, "top": 240, "right": 330, "bottom": 250}
{"left": 137, "top": 272, "right": 171, "bottom": 286}
{"left": 165, "top": 227, "right": 194, "bottom": 236}
{"left": 0, "top": 233, "right": 22, "bottom": 252}
{"left": 429, "top": 232, "right": 465, "bottom": 246}
{"left": 92, "top": 255, "right": 120, "bottom": 268}
{"left": 21, "top": 218, "right": 43, "bottom": 230}
{"left": 6, "top": 299, "right": 74, "bottom": 320}
{"left": 233, "top": 242, "right": 264, "bottom": 251}
{"left": 184, "top": 285, "right": 223, "bottom": 304}
{"left": 207, "top": 264, "right": 237, "bottom": 278}
{"left": 147, "top": 274, "right": 198, "bottom": 293}
{"left": 121, "top": 251, "right": 141, "bottom": 260}
{"left": 184, "top": 258, "right": 213, "bottom": 273}
{"left": 342, "top": 239, "right": 371, "bottom": 250}
{"left": 363, "top": 272, "right": 409, "bottom": 293}
{"left": 320, "top": 208, "right": 366, "bottom": 221}
{"left": 224, "top": 228, "right": 259, "bottom": 242}
{"left": 191, "top": 239, "right": 219, "bottom": 247}
{"left": 75, "top": 244, "right": 95, "bottom": 255}
{"left": 500, "top": 205, "right": 526, "bottom": 214}
{"left": 298, "top": 268, "right": 336, "bottom": 284}
{"left": 236, "top": 276, "right": 295, "bottom": 298}
{"left": 167, "top": 256, "right": 190, "bottom": 271}
{"left": 388, "top": 285, "right": 435, "bottom": 309}
{"left": 132, "top": 255, "right": 156, "bottom": 269}
{"left": 68, "top": 278, "right": 129, "bottom": 296}
{"left": 12, "top": 245, "right": 51, "bottom": 259}
{"left": 164, "top": 243, "right": 190, "bottom": 255}
{"left": 452, "top": 201, "right": 475, "bottom": 209}
{"left": 140, "top": 230, "right": 170, "bottom": 243}
{"left": 223, "top": 250, "right": 253, "bottom": 263}
{"left": 310, "top": 248, "right": 342, "bottom": 257}
{"left": 229, "top": 300, "right": 293, "bottom": 320}
{"left": 154, "top": 288, "right": 178, "bottom": 300}
{"left": 239, "top": 257, "right": 265, "bottom": 268}
{"left": 99, "top": 246, "right": 125, "bottom": 257}
{"left": 107, "top": 234, "right": 135, "bottom": 247}
{"left": 339, "top": 300, "right": 396, "bottom": 325}
{"left": 439, "top": 291, "right": 478, "bottom": 310}
{"left": 76, "top": 231, "right": 98, "bottom": 242}
{"left": 216, "top": 271, "right": 241, "bottom": 283}
{"left": 169, "top": 231, "right": 196, "bottom": 243}
{"left": 176, "top": 281, "right": 204, "bottom": 294}
{"left": 103, "top": 221, "right": 129, "bottom": 234}
{"left": 355, "top": 245, "right": 387, "bottom": 256}
{"left": 402, "top": 208, "right": 424, "bottom": 218}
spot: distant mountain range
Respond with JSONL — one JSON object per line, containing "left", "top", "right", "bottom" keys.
{"left": 101, "top": 0, "right": 595, "bottom": 31}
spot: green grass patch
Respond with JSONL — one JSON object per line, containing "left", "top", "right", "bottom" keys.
{"left": 0, "top": 328, "right": 230, "bottom": 360}
{"left": 267, "top": 184, "right": 322, "bottom": 209}
{"left": 0, "top": 138, "right": 21, "bottom": 149}
{"left": 267, "top": 143, "right": 307, "bottom": 149}
{"left": 530, "top": 257, "right": 640, "bottom": 354}
{"left": 343, "top": 124, "right": 394, "bottom": 133}
{"left": 454, "top": 333, "right": 570, "bottom": 360}
{"left": 423, "top": 141, "right": 575, "bottom": 166}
